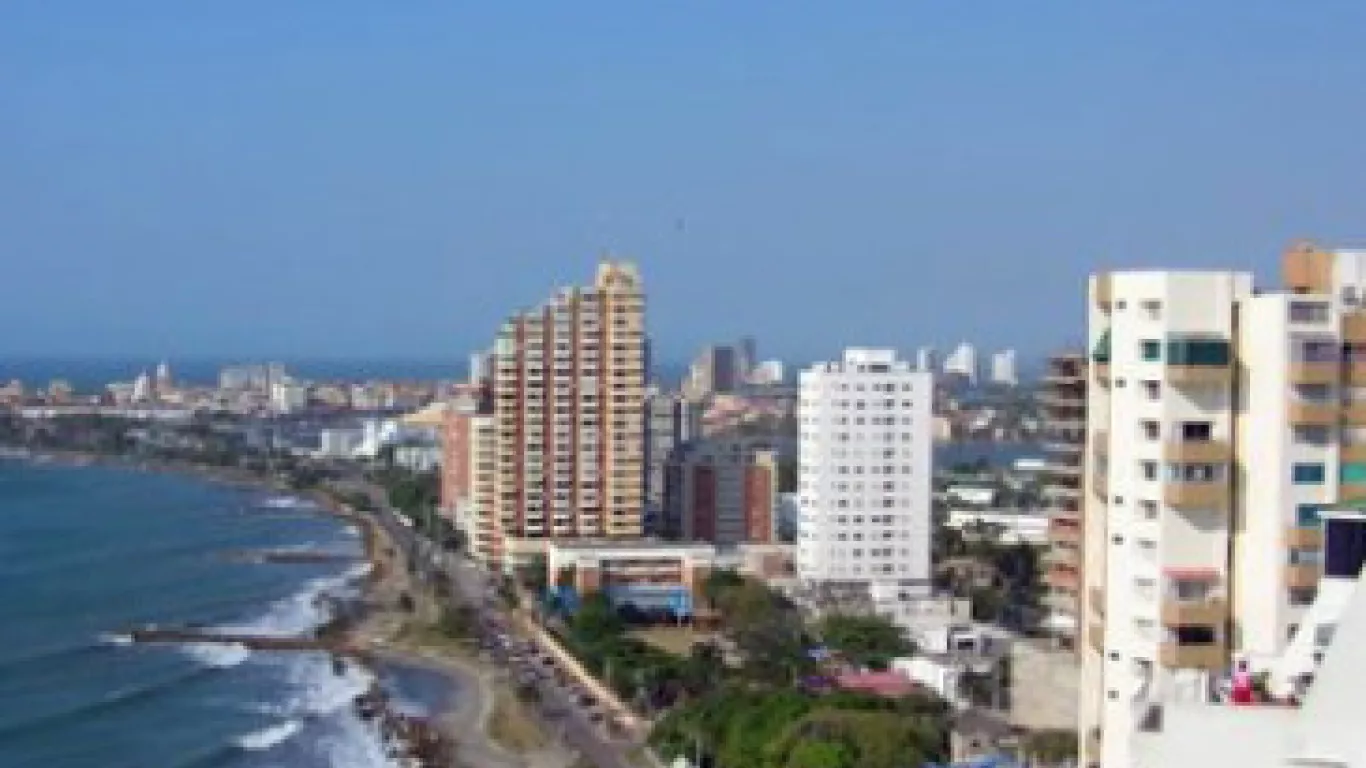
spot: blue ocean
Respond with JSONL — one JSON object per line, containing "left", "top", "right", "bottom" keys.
{"left": 0, "top": 462, "right": 452, "bottom": 768}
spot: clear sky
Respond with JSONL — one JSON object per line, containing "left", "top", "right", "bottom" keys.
{"left": 3, "top": 2, "right": 1365, "bottom": 363}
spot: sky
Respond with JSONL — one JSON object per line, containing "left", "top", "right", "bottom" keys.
{"left": 2, "top": 2, "right": 1366, "bottom": 364}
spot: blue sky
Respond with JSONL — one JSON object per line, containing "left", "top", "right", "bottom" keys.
{"left": 2, "top": 2, "right": 1365, "bottom": 362}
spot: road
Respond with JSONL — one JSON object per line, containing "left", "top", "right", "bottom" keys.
{"left": 373, "top": 504, "right": 645, "bottom": 768}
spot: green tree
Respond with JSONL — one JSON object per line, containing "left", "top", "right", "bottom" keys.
{"left": 785, "top": 740, "right": 854, "bottom": 768}
{"left": 1027, "top": 729, "right": 1078, "bottom": 765}
{"left": 817, "top": 614, "right": 915, "bottom": 670}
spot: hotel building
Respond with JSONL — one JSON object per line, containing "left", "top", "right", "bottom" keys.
{"left": 796, "top": 348, "right": 934, "bottom": 624}
{"left": 1079, "top": 244, "right": 1366, "bottom": 767}
{"left": 487, "top": 261, "right": 647, "bottom": 568}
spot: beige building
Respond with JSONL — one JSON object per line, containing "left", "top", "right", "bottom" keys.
{"left": 1079, "top": 244, "right": 1366, "bottom": 768}
{"left": 489, "top": 261, "right": 647, "bottom": 569}
{"left": 1040, "top": 352, "right": 1087, "bottom": 647}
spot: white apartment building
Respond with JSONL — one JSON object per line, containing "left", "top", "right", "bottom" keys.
{"left": 797, "top": 348, "right": 933, "bottom": 624}
{"left": 990, "top": 349, "right": 1018, "bottom": 387}
{"left": 1080, "top": 245, "right": 1366, "bottom": 768}
{"left": 944, "top": 342, "right": 978, "bottom": 383}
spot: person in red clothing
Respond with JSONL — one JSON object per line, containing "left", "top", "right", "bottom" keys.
{"left": 1230, "top": 658, "right": 1255, "bottom": 704}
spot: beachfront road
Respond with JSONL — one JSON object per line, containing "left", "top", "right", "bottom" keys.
{"left": 374, "top": 506, "right": 641, "bottom": 768}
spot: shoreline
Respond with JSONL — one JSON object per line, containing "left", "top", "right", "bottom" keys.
{"left": 3, "top": 449, "right": 489, "bottom": 766}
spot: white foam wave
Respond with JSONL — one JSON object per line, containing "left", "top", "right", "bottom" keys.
{"left": 285, "top": 654, "right": 373, "bottom": 716}
{"left": 181, "top": 642, "right": 251, "bottom": 669}
{"left": 234, "top": 719, "right": 302, "bottom": 750}
{"left": 216, "top": 565, "right": 365, "bottom": 638}
{"left": 343, "top": 525, "right": 360, "bottom": 538}
{"left": 259, "top": 496, "right": 316, "bottom": 511}
{"left": 97, "top": 632, "right": 133, "bottom": 647}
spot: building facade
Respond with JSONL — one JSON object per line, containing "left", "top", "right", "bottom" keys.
{"left": 796, "top": 348, "right": 934, "bottom": 622}
{"left": 1041, "top": 351, "right": 1087, "bottom": 647}
{"left": 643, "top": 388, "right": 696, "bottom": 536}
{"left": 489, "top": 261, "right": 646, "bottom": 567}
{"left": 665, "top": 431, "right": 795, "bottom": 545}
{"left": 1079, "top": 246, "right": 1366, "bottom": 768}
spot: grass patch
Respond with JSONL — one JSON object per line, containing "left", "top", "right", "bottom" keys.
{"left": 627, "top": 626, "right": 707, "bottom": 657}
{"left": 488, "top": 690, "right": 547, "bottom": 753}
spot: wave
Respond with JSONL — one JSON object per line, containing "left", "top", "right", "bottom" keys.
{"left": 180, "top": 642, "right": 251, "bottom": 669}
{"left": 0, "top": 665, "right": 213, "bottom": 741}
{"left": 98, "top": 632, "right": 133, "bottom": 647}
{"left": 257, "top": 496, "right": 317, "bottom": 511}
{"left": 233, "top": 719, "right": 302, "bottom": 750}
{"left": 214, "top": 564, "right": 366, "bottom": 638}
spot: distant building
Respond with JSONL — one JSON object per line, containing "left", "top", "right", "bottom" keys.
{"left": 131, "top": 371, "right": 152, "bottom": 403}
{"left": 747, "top": 360, "right": 785, "bottom": 386}
{"left": 270, "top": 381, "right": 309, "bottom": 414}
{"left": 916, "top": 346, "right": 937, "bottom": 373}
{"left": 1039, "top": 351, "right": 1086, "bottom": 648}
{"left": 943, "top": 342, "right": 978, "bottom": 383}
{"left": 665, "top": 431, "right": 794, "bottom": 545}
{"left": 797, "top": 348, "right": 934, "bottom": 624}
{"left": 154, "top": 361, "right": 172, "bottom": 394}
{"left": 989, "top": 349, "right": 1018, "bottom": 387}
{"left": 643, "top": 389, "right": 696, "bottom": 535}
{"left": 684, "top": 344, "right": 740, "bottom": 398}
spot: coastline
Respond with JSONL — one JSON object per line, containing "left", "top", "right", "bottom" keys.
{"left": 4, "top": 448, "right": 505, "bottom": 767}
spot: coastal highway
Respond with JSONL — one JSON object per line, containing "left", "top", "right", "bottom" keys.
{"left": 373, "top": 505, "right": 644, "bottom": 768}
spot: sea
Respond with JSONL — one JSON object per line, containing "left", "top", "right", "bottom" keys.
{"left": 0, "top": 461, "right": 455, "bottom": 768}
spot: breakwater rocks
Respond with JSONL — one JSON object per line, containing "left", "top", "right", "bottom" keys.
{"left": 353, "top": 685, "right": 456, "bottom": 766}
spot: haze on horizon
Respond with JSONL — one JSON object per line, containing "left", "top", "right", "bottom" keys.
{"left": 2, "top": 1, "right": 1365, "bottom": 363}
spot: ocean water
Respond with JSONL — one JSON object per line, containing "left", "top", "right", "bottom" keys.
{"left": 0, "top": 462, "right": 452, "bottom": 768}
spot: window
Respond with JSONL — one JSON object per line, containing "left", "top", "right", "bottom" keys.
{"left": 1292, "top": 463, "right": 1326, "bottom": 484}
{"left": 1296, "top": 504, "right": 1321, "bottom": 527}
{"left": 1141, "top": 299, "right": 1162, "bottom": 319}
{"left": 1295, "top": 338, "right": 1339, "bottom": 364}
{"left": 1139, "top": 500, "right": 1159, "bottom": 520}
{"left": 1289, "top": 301, "right": 1331, "bottom": 324}
{"left": 1140, "top": 420, "right": 1160, "bottom": 440}
{"left": 1140, "top": 461, "right": 1158, "bottom": 481}
{"left": 1166, "top": 463, "right": 1224, "bottom": 483}
{"left": 1166, "top": 338, "right": 1231, "bottom": 366}
{"left": 1142, "top": 380, "right": 1161, "bottom": 401}
{"left": 1180, "top": 422, "right": 1212, "bottom": 441}
{"left": 1292, "top": 425, "right": 1332, "bottom": 446}
{"left": 1288, "top": 548, "right": 1322, "bottom": 566}
{"left": 1171, "top": 579, "right": 1211, "bottom": 602}
{"left": 1289, "top": 589, "right": 1317, "bottom": 607}
{"left": 1140, "top": 340, "right": 1162, "bottom": 362}
{"left": 1345, "top": 343, "right": 1366, "bottom": 364}
{"left": 1343, "top": 463, "right": 1366, "bottom": 484}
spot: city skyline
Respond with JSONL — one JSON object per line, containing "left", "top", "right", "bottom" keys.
{"left": 4, "top": 2, "right": 1366, "bottom": 360}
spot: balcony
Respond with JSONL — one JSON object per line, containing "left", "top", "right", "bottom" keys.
{"left": 1348, "top": 361, "right": 1366, "bottom": 386}
{"left": 1163, "top": 480, "right": 1229, "bottom": 509}
{"left": 1288, "top": 361, "right": 1341, "bottom": 386}
{"left": 1159, "top": 641, "right": 1226, "bottom": 670}
{"left": 1344, "top": 401, "right": 1366, "bottom": 425}
{"left": 1094, "top": 274, "right": 1112, "bottom": 306}
{"left": 1092, "top": 471, "right": 1109, "bottom": 499}
{"left": 1287, "top": 400, "right": 1338, "bottom": 426}
{"left": 1160, "top": 597, "right": 1227, "bottom": 626}
{"left": 1089, "top": 587, "right": 1105, "bottom": 617}
{"left": 1285, "top": 563, "right": 1322, "bottom": 589}
{"left": 1165, "top": 363, "right": 1233, "bottom": 387}
{"left": 1344, "top": 311, "right": 1366, "bottom": 343}
{"left": 1050, "top": 521, "right": 1083, "bottom": 545}
{"left": 1285, "top": 525, "right": 1323, "bottom": 549}
{"left": 1048, "top": 566, "right": 1081, "bottom": 591}
{"left": 1342, "top": 443, "right": 1366, "bottom": 463}
{"left": 1088, "top": 621, "right": 1105, "bottom": 652}
{"left": 1162, "top": 439, "right": 1232, "bottom": 463}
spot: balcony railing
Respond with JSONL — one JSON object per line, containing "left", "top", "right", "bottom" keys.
{"left": 1163, "top": 480, "right": 1229, "bottom": 509}
{"left": 1288, "top": 400, "right": 1339, "bottom": 425}
{"left": 1285, "top": 525, "right": 1323, "bottom": 549}
{"left": 1344, "top": 401, "right": 1366, "bottom": 425}
{"left": 1160, "top": 596, "right": 1227, "bottom": 626}
{"left": 1162, "top": 439, "right": 1232, "bottom": 463}
{"left": 1159, "top": 641, "right": 1226, "bottom": 670}
{"left": 1349, "top": 361, "right": 1366, "bottom": 386}
{"left": 1344, "top": 311, "right": 1366, "bottom": 342}
{"left": 1285, "top": 563, "right": 1322, "bottom": 589}
{"left": 1288, "top": 361, "right": 1341, "bottom": 385}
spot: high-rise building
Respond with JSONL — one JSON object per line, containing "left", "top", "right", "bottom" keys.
{"left": 915, "top": 346, "right": 937, "bottom": 373}
{"left": 489, "top": 261, "right": 646, "bottom": 568}
{"left": 1079, "top": 245, "right": 1366, "bottom": 767}
{"left": 1039, "top": 351, "right": 1087, "bottom": 648}
{"left": 944, "top": 342, "right": 978, "bottom": 383}
{"left": 990, "top": 349, "right": 1018, "bottom": 387}
{"left": 796, "top": 349, "right": 933, "bottom": 624}
{"left": 155, "top": 361, "right": 172, "bottom": 394}
{"left": 644, "top": 388, "right": 696, "bottom": 535}
{"left": 131, "top": 371, "right": 152, "bottom": 403}
{"left": 684, "top": 344, "right": 740, "bottom": 398}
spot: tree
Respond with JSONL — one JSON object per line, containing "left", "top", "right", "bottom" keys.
{"left": 1026, "top": 729, "right": 1078, "bottom": 765}
{"left": 785, "top": 740, "right": 855, "bottom": 768}
{"left": 570, "top": 593, "right": 625, "bottom": 643}
{"left": 817, "top": 614, "right": 915, "bottom": 670}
